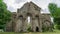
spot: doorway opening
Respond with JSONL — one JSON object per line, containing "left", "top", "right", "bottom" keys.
{"left": 36, "top": 27, "right": 39, "bottom": 32}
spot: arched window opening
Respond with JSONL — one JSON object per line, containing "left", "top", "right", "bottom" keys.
{"left": 27, "top": 16, "right": 30, "bottom": 23}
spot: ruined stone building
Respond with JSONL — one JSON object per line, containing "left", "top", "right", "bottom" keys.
{"left": 5, "top": 2, "right": 53, "bottom": 32}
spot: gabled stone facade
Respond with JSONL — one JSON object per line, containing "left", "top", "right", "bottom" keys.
{"left": 6, "top": 2, "right": 53, "bottom": 32}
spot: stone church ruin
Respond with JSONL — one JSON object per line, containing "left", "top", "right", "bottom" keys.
{"left": 5, "top": 2, "right": 53, "bottom": 32}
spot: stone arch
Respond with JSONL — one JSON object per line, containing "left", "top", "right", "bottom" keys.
{"left": 42, "top": 20, "right": 51, "bottom": 31}
{"left": 18, "top": 15, "right": 23, "bottom": 19}
{"left": 44, "top": 20, "right": 54, "bottom": 31}
{"left": 44, "top": 20, "right": 51, "bottom": 28}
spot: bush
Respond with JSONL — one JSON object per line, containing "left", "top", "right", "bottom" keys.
{"left": 27, "top": 26, "right": 32, "bottom": 32}
{"left": 56, "top": 25, "right": 60, "bottom": 30}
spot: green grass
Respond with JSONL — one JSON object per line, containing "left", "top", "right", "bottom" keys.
{"left": 0, "top": 30, "right": 60, "bottom": 34}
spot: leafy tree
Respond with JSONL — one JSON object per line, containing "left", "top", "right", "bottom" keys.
{"left": 0, "top": 0, "right": 12, "bottom": 30}
{"left": 54, "top": 8, "right": 60, "bottom": 24}
{"left": 48, "top": 3, "right": 60, "bottom": 29}
{"left": 48, "top": 3, "right": 57, "bottom": 17}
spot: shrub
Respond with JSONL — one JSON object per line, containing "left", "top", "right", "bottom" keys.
{"left": 56, "top": 25, "right": 60, "bottom": 30}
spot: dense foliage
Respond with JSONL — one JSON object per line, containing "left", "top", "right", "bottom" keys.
{"left": 48, "top": 3, "right": 60, "bottom": 29}
{"left": 0, "top": 0, "right": 12, "bottom": 30}
{"left": 48, "top": 3, "right": 57, "bottom": 17}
